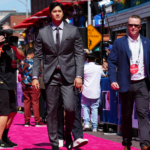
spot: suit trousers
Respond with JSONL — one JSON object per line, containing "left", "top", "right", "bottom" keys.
{"left": 57, "top": 88, "right": 83, "bottom": 141}
{"left": 119, "top": 78, "right": 150, "bottom": 148}
{"left": 39, "top": 89, "right": 46, "bottom": 118}
{"left": 45, "top": 70, "right": 75, "bottom": 146}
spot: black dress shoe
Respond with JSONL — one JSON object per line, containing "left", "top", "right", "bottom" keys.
{"left": 3, "top": 137, "right": 18, "bottom": 147}
{"left": 66, "top": 133, "right": 73, "bottom": 150}
{"left": 52, "top": 145, "right": 59, "bottom": 150}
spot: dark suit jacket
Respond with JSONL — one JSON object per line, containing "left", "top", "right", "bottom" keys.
{"left": 108, "top": 35, "right": 150, "bottom": 92}
{"left": 32, "top": 22, "right": 85, "bottom": 84}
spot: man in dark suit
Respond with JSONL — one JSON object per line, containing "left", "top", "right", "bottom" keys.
{"left": 108, "top": 15, "right": 150, "bottom": 150}
{"left": 32, "top": 2, "right": 84, "bottom": 150}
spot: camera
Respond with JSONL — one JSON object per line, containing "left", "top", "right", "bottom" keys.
{"left": 0, "top": 24, "right": 18, "bottom": 47}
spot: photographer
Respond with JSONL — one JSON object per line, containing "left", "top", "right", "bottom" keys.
{"left": 0, "top": 24, "right": 24, "bottom": 148}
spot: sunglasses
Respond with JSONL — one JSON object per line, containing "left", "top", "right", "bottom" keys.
{"left": 128, "top": 24, "right": 141, "bottom": 28}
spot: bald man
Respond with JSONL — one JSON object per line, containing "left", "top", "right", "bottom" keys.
{"left": 0, "top": 24, "right": 24, "bottom": 148}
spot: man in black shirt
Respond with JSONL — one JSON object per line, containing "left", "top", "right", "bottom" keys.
{"left": 0, "top": 24, "right": 24, "bottom": 149}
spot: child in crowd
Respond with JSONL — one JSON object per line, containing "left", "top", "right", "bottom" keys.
{"left": 19, "top": 47, "right": 44, "bottom": 127}
{"left": 81, "top": 53, "right": 105, "bottom": 132}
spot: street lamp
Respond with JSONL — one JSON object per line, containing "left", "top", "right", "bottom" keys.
{"left": 17, "top": 0, "right": 28, "bottom": 18}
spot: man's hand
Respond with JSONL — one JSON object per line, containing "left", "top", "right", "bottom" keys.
{"left": 74, "top": 77, "right": 83, "bottom": 93}
{"left": 111, "top": 82, "right": 119, "bottom": 90}
{"left": 0, "top": 36, "right": 5, "bottom": 43}
{"left": 32, "top": 79, "right": 40, "bottom": 90}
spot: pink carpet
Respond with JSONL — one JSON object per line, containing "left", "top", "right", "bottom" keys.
{"left": 4, "top": 113, "right": 140, "bottom": 150}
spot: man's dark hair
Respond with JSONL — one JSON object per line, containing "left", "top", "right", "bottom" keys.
{"left": 87, "top": 53, "right": 96, "bottom": 62}
{"left": 128, "top": 15, "right": 142, "bottom": 24}
{"left": 49, "top": 2, "right": 64, "bottom": 14}
{"left": 27, "top": 47, "right": 35, "bottom": 55}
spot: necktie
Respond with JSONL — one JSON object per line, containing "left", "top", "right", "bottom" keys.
{"left": 55, "top": 27, "right": 60, "bottom": 53}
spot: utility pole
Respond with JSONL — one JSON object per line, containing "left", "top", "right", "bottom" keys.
{"left": 18, "top": 0, "right": 28, "bottom": 18}
{"left": 101, "top": 5, "right": 105, "bottom": 60}
{"left": 88, "top": 0, "right": 91, "bottom": 25}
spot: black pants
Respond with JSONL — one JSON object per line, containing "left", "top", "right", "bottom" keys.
{"left": 119, "top": 79, "right": 150, "bottom": 148}
{"left": 39, "top": 89, "right": 46, "bottom": 118}
{"left": 45, "top": 70, "right": 75, "bottom": 146}
{"left": 0, "top": 89, "right": 17, "bottom": 115}
{"left": 58, "top": 88, "right": 83, "bottom": 141}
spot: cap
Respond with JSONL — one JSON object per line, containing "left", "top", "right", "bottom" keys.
{"left": 107, "top": 40, "right": 113, "bottom": 44}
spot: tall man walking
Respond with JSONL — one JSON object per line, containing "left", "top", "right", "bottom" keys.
{"left": 108, "top": 15, "right": 150, "bottom": 150}
{"left": 32, "top": 2, "right": 84, "bottom": 150}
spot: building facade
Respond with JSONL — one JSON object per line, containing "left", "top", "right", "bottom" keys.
{"left": 0, "top": 10, "right": 16, "bottom": 21}
{"left": 107, "top": 0, "right": 150, "bottom": 41}
{"left": 0, "top": 13, "right": 31, "bottom": 41}
{"left": 31, "top": 0, "right": 50, "bottom": 15}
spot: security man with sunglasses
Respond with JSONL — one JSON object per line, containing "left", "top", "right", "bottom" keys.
{"left": 108, "top": 15, "right": 150, "bottom": 150}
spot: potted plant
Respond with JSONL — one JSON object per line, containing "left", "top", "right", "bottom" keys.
{"left": 114, "top": 0, "right": 126, "bottom": 6}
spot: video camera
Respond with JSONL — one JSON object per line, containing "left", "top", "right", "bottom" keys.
{"left": 0, "top": 24, "right": 18, "bottom": 47}
{"left": 100, "top": 41, "right": 109, "bottom": 50}
{"left": 100, "top": 40, "right": 113, "bottom": 50}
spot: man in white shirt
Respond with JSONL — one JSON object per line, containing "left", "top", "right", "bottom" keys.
{"left": 108, "top": 15, "right": 150, "bottom": 150}
{"left": 81, "top": 53, "right": 105, "bottom": 132}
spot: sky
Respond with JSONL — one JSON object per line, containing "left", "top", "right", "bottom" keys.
{"left": 0, "top": 0, "right": 31, "bottom": 13}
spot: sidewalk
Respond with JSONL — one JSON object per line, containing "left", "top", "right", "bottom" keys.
{"left": 85, "top": 131, "right": 140, "bottom": 149}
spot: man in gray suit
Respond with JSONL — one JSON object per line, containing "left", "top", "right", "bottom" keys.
{"left": 32, "top": 2, "right": 84, "bottom": 150}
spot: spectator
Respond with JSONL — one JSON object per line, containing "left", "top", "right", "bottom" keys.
{"left": 105, "top": 40, "right": 113, "bottom": 55}
{"left": 81, "top": 53, "right": 105, "bottom": 132}
{"left": 73, "top": 4, "right": 79, "bottom": 27}
{"left": 19, "top": 47, "right": 44, "bottom": 127}
{"left": 78, "top": 4, "right": 86, "bottom": 27}
{"left": 102, "top": 57, "right": 108, "bottom": 73}
{"left": 84, "top": 49, "right": 90, "bottom": 65}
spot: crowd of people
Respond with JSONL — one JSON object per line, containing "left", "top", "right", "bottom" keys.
{"left": 1, "top": 1, "right": 150, "bottom": 150}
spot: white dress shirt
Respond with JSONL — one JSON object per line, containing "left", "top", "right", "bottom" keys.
{"left": 52, "top": 21, "right": 64, "bottom": 43}
{"left": 128, "top": 35, "right": 146, "bottom": 80}
{"left": 82, "top": 62, "right": 105, "bottom": 99}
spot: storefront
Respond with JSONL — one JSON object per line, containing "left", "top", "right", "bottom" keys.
{"left": 106, "top": 0, "right": 150, "bottom": 41}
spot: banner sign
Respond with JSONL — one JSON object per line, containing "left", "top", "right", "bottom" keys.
{"left": 100, "top": 78, "right": 118, "bottom": 125}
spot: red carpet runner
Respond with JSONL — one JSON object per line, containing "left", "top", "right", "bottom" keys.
{"left": 4, "top": 113, "right": 140, "bottom": 150}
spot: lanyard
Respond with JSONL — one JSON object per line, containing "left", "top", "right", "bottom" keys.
{"left": 128, "top": 38, "right": 141, "bottom": 65}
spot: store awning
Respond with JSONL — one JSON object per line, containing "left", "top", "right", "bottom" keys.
{"left": 53, "top": 0, "right": 89, "bottom": 5}
{"left": 13, "top": 8, "right": 49, "bottom": 29}
{"left": 13, "top": 23, "right": 34, "bottom": 29}
{"left": 13, "top": 0, "right": 89, "bottom": 29}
